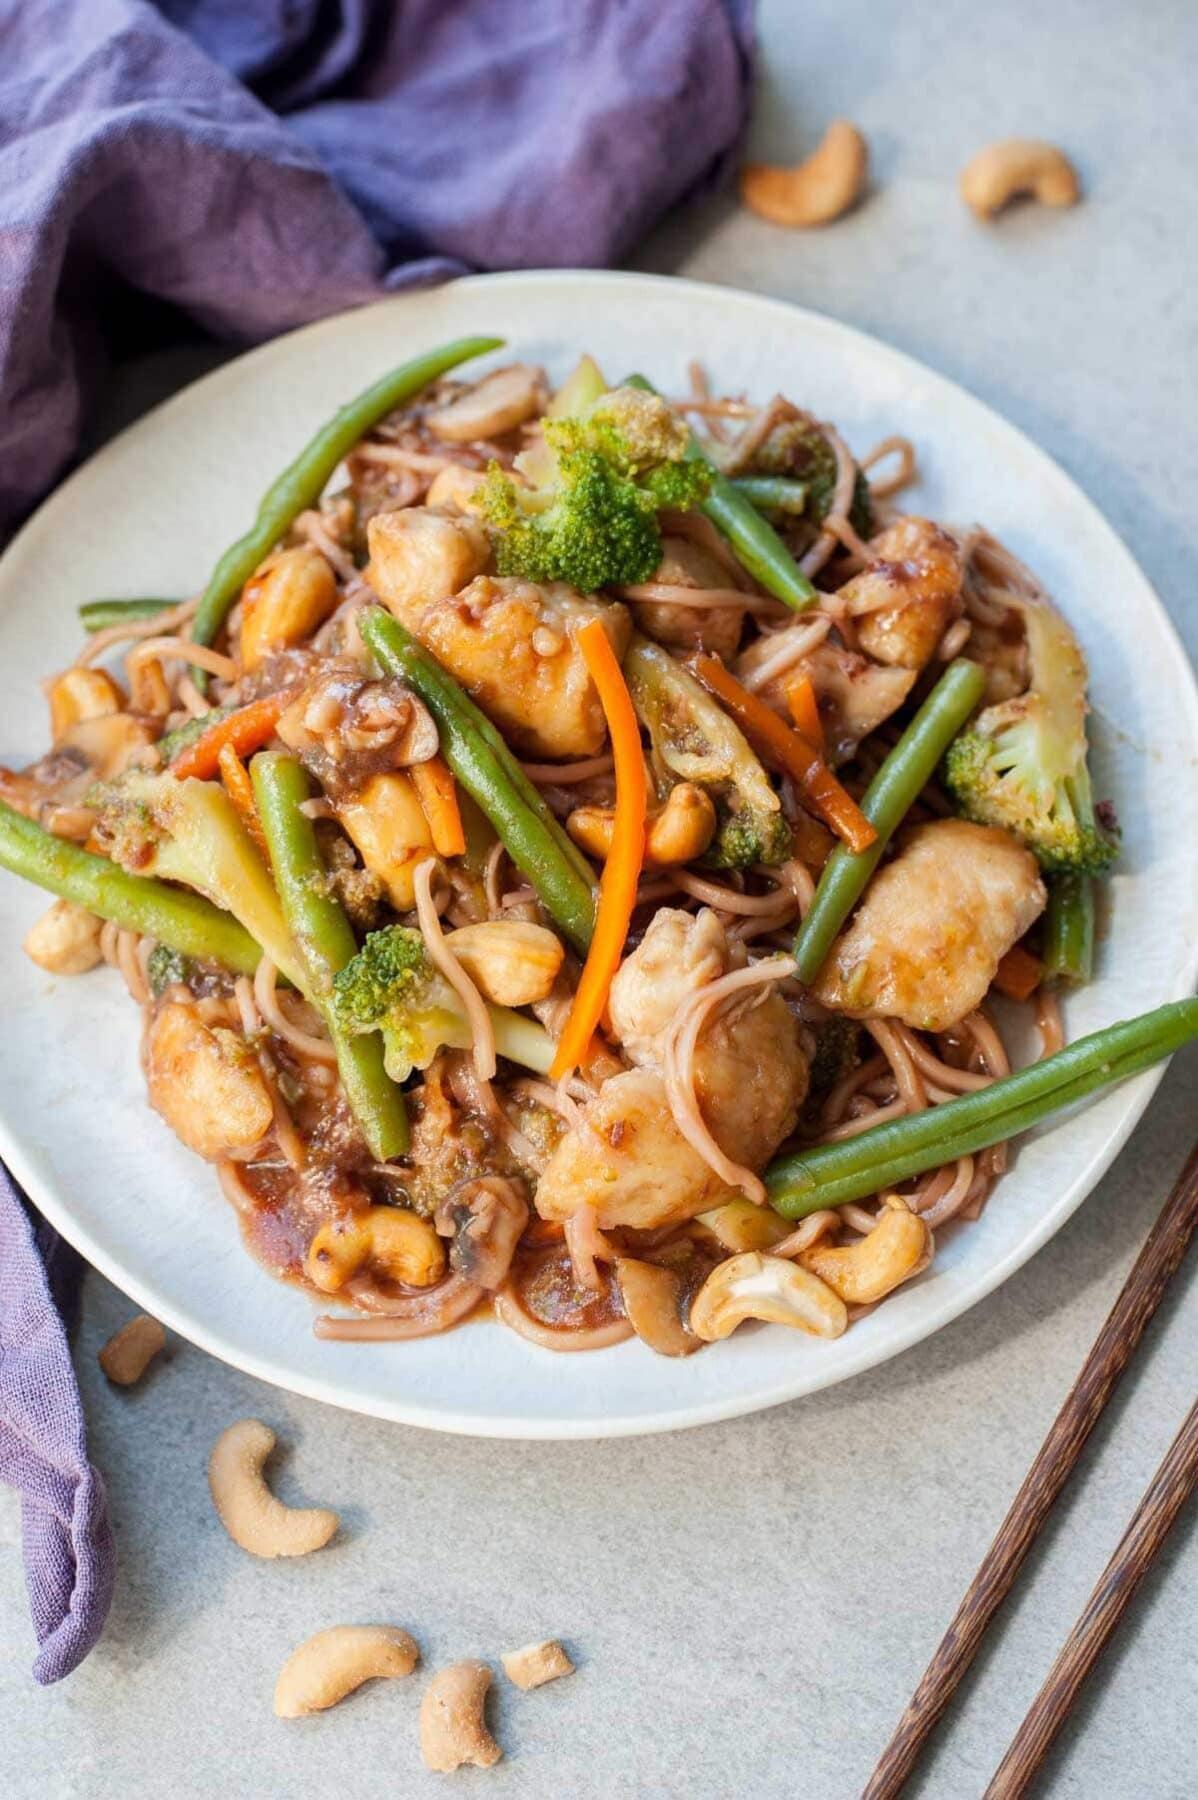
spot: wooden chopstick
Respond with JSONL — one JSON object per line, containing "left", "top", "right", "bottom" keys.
{"left": 864, "top": 1139, "right": 1198, "bottom": 1799}
{"left": 985, "top": 1393, "right": 1198, "bottom": 1797}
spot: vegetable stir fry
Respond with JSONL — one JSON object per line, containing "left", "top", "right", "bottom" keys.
{"left": 2, "top": 339, "right": 1188, "bottom": 1356}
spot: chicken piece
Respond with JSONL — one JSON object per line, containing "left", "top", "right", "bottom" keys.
{"left": 367, "top": 505, "right": 491, "bottom": 622}
{"left": 734, "top": 636, "right": 917, "bottom": 766}
{"left": 812, "top": 819, "right": 1047, "bottom": 1032}
{"left": 381, "top": 574, "right": 632, "bottom": 759}
{"left": 143, "top": 1002, "right": 273, "bottom": 1160}
{"left": 534, "top": 1068, "right": 735, "bottom": 1230}
{"left": 838, "top": 517, "right": 964, "bottom": 671}
{"left": 608, "top": 907, "right": 809, "bottom": 1177}
{"left": 630, "top": 534, "right": 746, "bottom": 662}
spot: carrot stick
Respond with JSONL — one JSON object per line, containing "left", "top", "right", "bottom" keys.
{"left": 994, "top": 943, "right": 1044, "bottom": 1002}
{"left": 171, "top": 689, "right": 293, "bottom": 781}
{"left": 786, "top": 674, "right": 824, "bottom": 755}
{"left": 410, "top": 756, "right": 466, "bottom": 858}
{"left": 687, "top": 653, "right": 877, "bottom": 855}
{"left": 550, "top": 623, "right": 647, "bottom": 1080}
{"left": 216, "top": 743, "right": 269, "bottom": 860}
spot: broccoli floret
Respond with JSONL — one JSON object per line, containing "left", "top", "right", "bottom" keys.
{"left": 146, "top": 942, "right": 193, "bottom": 996}
{"left": 706, "top": 801, "right": 793, "bottom": 872}
{"left": 942, "top": 600, "right": 1117, "bottom": 876}
{"left": 332, "top": 925, "right": 555, "bottom": 1083}
{"left": 807, "top": 1015, "right": 863, "bottom": 1096}
{"left": 481, "top": 385, "right": 710, "bottom": 593}
{"left": 89, "top": 767, "right": 304, "bottom": 986}
{"left": 753, "top": 422, "right": 873, "bottom": 536}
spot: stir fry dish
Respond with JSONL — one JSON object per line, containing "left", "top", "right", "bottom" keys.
{"left": 3, "top": 335, "right": 1195, "bottom": 1356}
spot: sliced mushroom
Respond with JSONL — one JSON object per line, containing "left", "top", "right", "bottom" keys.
{"left": 425, "top": 365, "right": 546, "bottom": 443}
{"left": 614, "top": 1257, "right": 702, "bottom": 1358}
{"left": 437, "top": 1177, "right": 530, "bottom": 1289}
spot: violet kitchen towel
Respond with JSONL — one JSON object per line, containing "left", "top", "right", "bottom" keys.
{"left": 0, "top": 0, "right": 754, "bottom": 1683}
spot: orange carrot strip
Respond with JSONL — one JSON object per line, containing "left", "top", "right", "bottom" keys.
{"left": 217, "top": 743, "right": 269, "bottom": 859}
{"left": 550, "top": 622, "right": 647, "bottom": 1080}
{"left": 994, "top": 943, "right": 1044, "bottom": 1002}
{"left": 410, "top": 756, "right": 466, "bottom": 858}
{"left": 172, "top": 689, "right": 293, "bottom": 781}
{"left": 687, "top": 653, "right": 877, "bottom": 855}
{"left": 785, "top": 674, "right": 824, "bottom": 755}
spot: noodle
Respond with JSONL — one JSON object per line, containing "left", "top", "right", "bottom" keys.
{"left": 861, "top": 435, "right": 917, "bottom": 499}
{"left": 316, "top": 1273, "right": 485, "bottom": 1339}
{"left": 75, "top": 595, "right": 199, "bottom": 668}
{"left": 618, "top": 581, "right": 784, "bottom": 617}
{"left": 737, "top": 616, "right": 833, "bottom": 692}
{"left": 253, "top": 955, "right": 337, "bottom": 1063}
{"left": 414, "top": 857, "right": 496, "bottom": 1081}
{"left": 493, "top": 1284, "right": 633, "bottom": 1352}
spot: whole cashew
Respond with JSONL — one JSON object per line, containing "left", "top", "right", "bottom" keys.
{"left": 208, "top": 1419, "right": 339, "bottom": 1559}
{"left": 274, "top": 1624, "right": 420, "bottom": 1718}
{"left": 568, "top": 782, "right": 717, "bottom": 867}
{"left": 740, "top": 120, "right": 869, "bottom": 228}
{"left": 800, "top": 1201, "right": 932, "bottom": 1304}
{"left": 420, "top": 1661, "right": 503, "bottom": 1772}
{"left": 689, "top": 1251, "right": 848, "bottom": 1341}
{"left": 98, "top": 1313, "right": 165, "bottom": 1386}
{"left": 959, "top": 139, "right": 1080, "bottom": 219}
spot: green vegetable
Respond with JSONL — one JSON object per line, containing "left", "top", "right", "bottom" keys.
{"left": 0, "top": 799, "right": 265, "bottom": 975}
{"left": 793, "top": 660, "right": 988, "bottom": 983}
{"left": 79, "top": 598, "right": 176, "bottom": 632}
{"left": 623, "top": 632, "right": 789, "bottom": 869}
{"left": 1043, "top": 873, "right": 1095, "bottom": 985}
{"left": 332, "top": 924, "right": 555, "bottom": 1082}
{"left": 190, "top": 335, "right": 504, "bottom": 677}
{"left": 360, "top": 609, "right": 597, "bottom": 953}
{"left": 156, "top": 703, "right": 237, "bottom": 766}
{"left": 767, "top": 998, "right": 1198, "bottom": 1217}
{"left": 146, "top": 943, "right": 193, "bottom": 995}
{"left": 943, "top": 599, "right": 1116, "bottom": 877}
{"left": 730, "top": 476, "right": 809, "bottom": 517}
{"left": 622, "top": 374, "right": 817, "bottom": 610}
{"left": 251, "top": 753, "right": 408, "bottom": 1161}
{"left": 752, "top": 420, "right": 873, "bottom": 537}
{"left": 90, "top": 767, "right": 306, "bottom": 990}
{"left": 480, "top": 384, "right": 710, "bottom": 593}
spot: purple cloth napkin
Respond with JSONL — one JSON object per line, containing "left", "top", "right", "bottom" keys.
{"left": 0, "top": 0, "right": 753, "bottom": 1682}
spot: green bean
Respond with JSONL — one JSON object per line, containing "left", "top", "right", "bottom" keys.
{"left": 0, "top": 799, "right": 264, "bottom": 975}
{"left": 793, "top": 660, "right": 987, "bottom": 983}
{"left": 730, "top": 476, "right": 809, "bottom": 516}
{"left": 156, "top": 703, "right": 237, "bottom": 766}
{"left": 1043, "top": 873, "right": 1094, "bottom": 985}
{"left": 79, "top": 598, "right": 177, "bottom": 632}
{"left": 360, "top": 609, "right": 597, "bottom": 955}
{"left": 623, "top": 373, "right": 817, "bottom": 610}
{"left": 251, "top": 754, "right": 408, "bottom": 1160}
{"left": 190, "top": 336, "right": 505, "bottom": 677}
{"left": 767, "top": 998, "right": 1198, "bottom": 1218}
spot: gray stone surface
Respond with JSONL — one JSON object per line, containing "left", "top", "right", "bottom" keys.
{"left": 2, "top": 1, "right": 1196, "bottom": 1792}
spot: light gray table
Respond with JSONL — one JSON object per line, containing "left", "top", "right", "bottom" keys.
{"left": 2, "top": 2, "right": 1195, "bottom": 1793}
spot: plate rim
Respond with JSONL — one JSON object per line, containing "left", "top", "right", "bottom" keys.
{"left": 3, "top": 267, "right": 1197, "bottom": 1439}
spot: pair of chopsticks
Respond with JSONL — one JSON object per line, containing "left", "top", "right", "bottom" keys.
{"left": 865, "top": 1139, "right": 1198, "bottom": 1798}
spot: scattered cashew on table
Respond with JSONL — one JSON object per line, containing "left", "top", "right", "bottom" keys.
{"left": 207, "top": 1418, "right": 339, "bottom": 1558}
{"left": 421, "top": 1661, "right": 504, "bottom": 1772}
{"left": 960, "top": 138, "right": 1080, "bottom": 218}
{"left": 98, "top": 1314, "right": 166, "bottom": 1386}
{"left": 274, "top": 1625, "right": 420, "bottom": 1718}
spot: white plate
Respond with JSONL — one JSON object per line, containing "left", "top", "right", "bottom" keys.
{"left": 2, "top": 272, "right": 1196, "bottom": 1438}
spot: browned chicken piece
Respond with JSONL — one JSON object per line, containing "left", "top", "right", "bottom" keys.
{"left": 378, "top": 570, "right": 632, "bottom": 760}
{"left": 629, "top": 533, "right": 746, "bottom": 662}
{"left": 838, "top": 517, "right": 965, "bottom": 671}
{"left": 533, "top": 1068, "right": 736, "bottom": 1230}
{"left": 143, "top": 1002, "right": 273, "bottom": 1160}
{"left": 605, "top": 906, "right": 810, "bottom": 1190}
{"left": 366, "top": 505, "right": 491, "bottom": 621}
{"left": 812, "top": 819, "right": 1046, "bottom": 1032}
{"left": 734, "top": 635, "right": 917, "bottom": 765}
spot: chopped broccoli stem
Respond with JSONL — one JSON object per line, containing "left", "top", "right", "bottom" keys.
{"left": 146, "top": 943, "right": 192, "bottom": 995}
{"left": 1043, "top": 873, "right": 1095, "bottom": 985}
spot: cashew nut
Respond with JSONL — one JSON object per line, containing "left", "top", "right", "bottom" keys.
{"left": 208, "top": 1419, "right": 339, "bottom": 1559}
{"left": 500, "top": 1640, "right": 575, "bottom": 1691}
{"left": 568, "top": 782, "right": 717, "bottom": 867}
{"left": 959, "top": 139, "right": 1080, "bottom": 220}
{"left": 420, "top": 1660, "right": 503, "bottom": 1772}
{"left": 800, "top": 1201, "right": 932, "bottom": 1304}
{"left": 24, "top": 899, "right": 104, "bottom": 975}
{"left": 305, "top": 1205, "right": 446, "bottom": 1295}
{"left": 689, "top": 1251, "right": 847, "bottom": 1342}
{"left": 98, "top": 1313, "right": 166, "bottom": 1386}
{"left": 443, "top": 920, "right": 564, "bottom": 1007}
{"left": 274, "top": 1624, "right": 420, "bottom": 1718}
{"left": 425, "top": 464, "right": 488, "bottom": 511}
{"left": 740, "top": 120, "right": 869, "bottom": 228}
{"left": 47, "top": 667, "right": 124, "bottom": 741}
